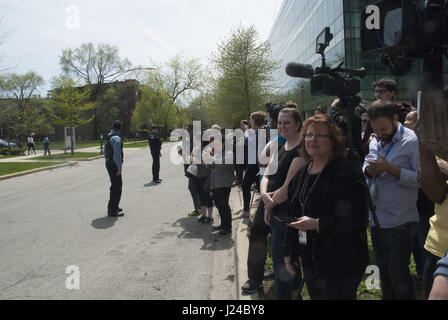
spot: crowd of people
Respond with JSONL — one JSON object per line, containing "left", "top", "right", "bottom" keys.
{"left": 103, "top": 77, "right": 448, "bottom": 300}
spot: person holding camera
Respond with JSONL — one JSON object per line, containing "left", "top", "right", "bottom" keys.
{"left": 328, "top": 98, "right": 363, "bottom": 161}
{"left": 361, "top": 78, "right": 413, "bottom": 156}
{"left": 285, "top": 114, "right": 369, "bottom": 300}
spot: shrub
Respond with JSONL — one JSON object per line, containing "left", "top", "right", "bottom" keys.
{"left": 0, "top": 147, "right": 26, "bottom": 156}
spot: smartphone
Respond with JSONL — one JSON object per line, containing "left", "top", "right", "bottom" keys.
{"left": 273, "top": 216, "right": 298, "bottom": 224}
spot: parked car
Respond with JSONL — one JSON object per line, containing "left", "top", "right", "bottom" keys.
{"left": 0, "top": 139, "right": 19, "bottom": 148}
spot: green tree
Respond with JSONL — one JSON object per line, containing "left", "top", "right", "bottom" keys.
{"left": 49, "top": 78, "right": 96, "bottom": 154}
{"left": 0, "top": 71, "right": 45, "bottom": 138}
{"left": 211, "top": 25, "right": 278, "bottom": 127}
{"left": 130, "top": 85, "right": 177, "bottom": 135}
{"left": 146, "top": 53, "right": 204, "bottom": 127}
{"left": 59, "top": 43, "right": 133, "bottom": 136}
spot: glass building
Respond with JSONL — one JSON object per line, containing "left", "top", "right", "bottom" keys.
{"left": 268, "top": 0, "right": 446, "bottom": 116}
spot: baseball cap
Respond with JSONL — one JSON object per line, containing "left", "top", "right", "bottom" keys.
{"left": 112, "top": 120, "right": 122, "bottom": 130}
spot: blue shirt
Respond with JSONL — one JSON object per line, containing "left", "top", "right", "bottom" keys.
{"left": 363, "top": 123, "right": 420, "bottom": 228}
{"left": 434, "top": 252, "right": 448, "bottom": 278}
{"left": 105, "top": 130, "right": 122, "bottom": 170}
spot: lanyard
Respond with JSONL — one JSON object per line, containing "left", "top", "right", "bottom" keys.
{"left": 376, "top": 125, "right": 405, "bottom": 160}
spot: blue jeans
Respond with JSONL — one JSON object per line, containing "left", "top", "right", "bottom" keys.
{"left": 371, "top": 222, "right": 417, "bottom": 300}
{"left": 270, "top": 209, "right": 301, "bottom": 300}
{"left": 188, "top": 177, "right": 201, "bottom": 211}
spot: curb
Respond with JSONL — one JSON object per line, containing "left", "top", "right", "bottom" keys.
{"left": 0, "top": 162, "right": 78, "bottom": 181}
{"left": 77, "top": 156, "right": 104, "bottom": 161}
{"left": 233, "top": 190, "right": 261, "bottom": 301}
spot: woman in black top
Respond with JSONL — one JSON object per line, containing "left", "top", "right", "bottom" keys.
{"left": 285, "top": 114, "right": 369, "bottom": 300}
{"left": 260, "top": 108, "right": 306, "bottom": 300}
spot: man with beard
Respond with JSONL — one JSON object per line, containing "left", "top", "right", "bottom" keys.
{"left": 363, "top": 100, "right": 420, "bottom": 300}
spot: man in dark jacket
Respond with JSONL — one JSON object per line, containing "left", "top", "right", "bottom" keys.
{"left": 104, "top": 120, "right": 124, "bottom": 217}
{"left": 149, "top": 125, "right": 162, "bottom": 183}
{"left": 328, "top": 98, "right": 363, "bottom": 162}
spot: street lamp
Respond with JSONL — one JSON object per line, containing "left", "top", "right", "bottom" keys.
{"left": 98, "top": 67, "right": 156, "bottom": 152}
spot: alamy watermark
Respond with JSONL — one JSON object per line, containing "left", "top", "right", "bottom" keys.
{"left": 169, "top": 121, "right": 279, "bottom": 175}
{"left": 66, "top": 265, "right": 80, "bottom": 290}
{"left": 66, "top": 5, "right": 80, "bottom": 30}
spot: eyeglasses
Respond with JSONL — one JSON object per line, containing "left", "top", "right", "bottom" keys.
{"left": 304, "top": 133, "right": 331, "bottom": 140}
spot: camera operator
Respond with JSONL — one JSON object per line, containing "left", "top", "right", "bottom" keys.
{"left": 361, "top": 78, "right": 414, "bottom": 156}
{"left": 329, "top": 98, "right": 363, "bottom": 161}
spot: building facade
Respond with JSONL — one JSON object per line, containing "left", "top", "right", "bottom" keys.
{"left": 267, "top": 0, "right": 445, "bottom": 116}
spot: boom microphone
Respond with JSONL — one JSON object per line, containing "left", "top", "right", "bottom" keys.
{"left": 285, "top": 62, "right": 314, "bottom": 78}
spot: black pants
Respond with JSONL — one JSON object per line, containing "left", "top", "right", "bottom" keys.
{"left": 106, "top": 161, "right": 122, "bottom": 213}
{"left": 247, "top": 201, "right": 271, "bottom": 284}
{"left": 151, "top": 150, "right": 160, "bottom": 181}
{"left": 194, "top": 176, "right": 213, "bottom": 208}
{"left": 27, "top": 143, "right": 36, "bottom": 154}
{"left": 212, "top": 188, "right": 231, "bottom": 231}
{"left": 44, "top": 143, "right": 51, "bottom": 155}
{"left": 423, "top": 250, "right": 443, "bottom": 299}
{"left": 303, "top": 269, "right": 363, "bottom": 300}
{"left": 235, "top": 164, "right": 246, "bottom": 185}
{"left": 242, "top": 164, "right": 259, "bottom": 212}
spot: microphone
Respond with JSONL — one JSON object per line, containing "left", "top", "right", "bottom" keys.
{"left": 285, "top": 63, "right": 314, "bottom": 78}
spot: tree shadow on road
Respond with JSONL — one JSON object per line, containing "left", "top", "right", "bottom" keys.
{"left": 91, "top": 216, "right": 119, "bottom": 229}
{"left": 172, "top": 217, "right": 234, "bottom": 252}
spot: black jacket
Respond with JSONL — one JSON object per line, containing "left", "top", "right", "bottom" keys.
{"left": 285, "top": 158, "right": 369, "bottom": 277}
{"left": 149, "top": 132, "right": 161, "bottom": 153}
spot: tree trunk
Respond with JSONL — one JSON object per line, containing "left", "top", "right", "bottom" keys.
{"left": 70, "top": 129, "right": 75, "bottom": 155}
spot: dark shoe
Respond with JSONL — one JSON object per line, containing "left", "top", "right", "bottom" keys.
{"left": 263, "top": 270, "right": 275, "bottom": 281}
{"left": 204, "top": 217, "right": 214, "bottom": 224}
{"left": 197, "top": 215, "right": 207, "bottom": 223}
{"left": 218, "top": 229, "right": 231, "bottom": 236}
{"left": 213, "top": 225, "right": 225, "bottom": 231}
{"left": 118, "top": 208, "right": 123, "bottom": 212}
{"left": 108, "top": 211, "right": 124, "bottom": 217}
{"left": 153, "top": 179, "right": 161, "bottom": 184}
{"left": 241, "top": 280, "right": 262, "bottom": 294}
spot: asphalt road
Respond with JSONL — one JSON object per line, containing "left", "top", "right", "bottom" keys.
{"left": 0, "top": 142, "right": 239, "bottom": 300}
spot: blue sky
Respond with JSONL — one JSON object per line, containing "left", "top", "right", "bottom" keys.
{"left": 0, "top": 0, "right": 283, "bottom": 95}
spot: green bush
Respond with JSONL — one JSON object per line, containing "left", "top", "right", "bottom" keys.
{"left": 0, "top": 147, "right": 25, "bottom": 156}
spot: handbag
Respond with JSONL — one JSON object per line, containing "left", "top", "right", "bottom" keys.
{"left": 186, "top": 164, "right": 198, "bottom": 178}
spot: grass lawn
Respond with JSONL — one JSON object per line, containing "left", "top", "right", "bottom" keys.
{"left": 33, "top": 140, "right": 101, "bottom": 150}
{"left": 30, "top": 152, "right": 100, "bottom": 160}
{"left": 0, "top": 154, "right": 22, "bottom": 159}
{"left": 0, "top": 162, "right": 66, "bottom": 176}
{"left": 124, "top": 141, "right": 148, "bottom": 148}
